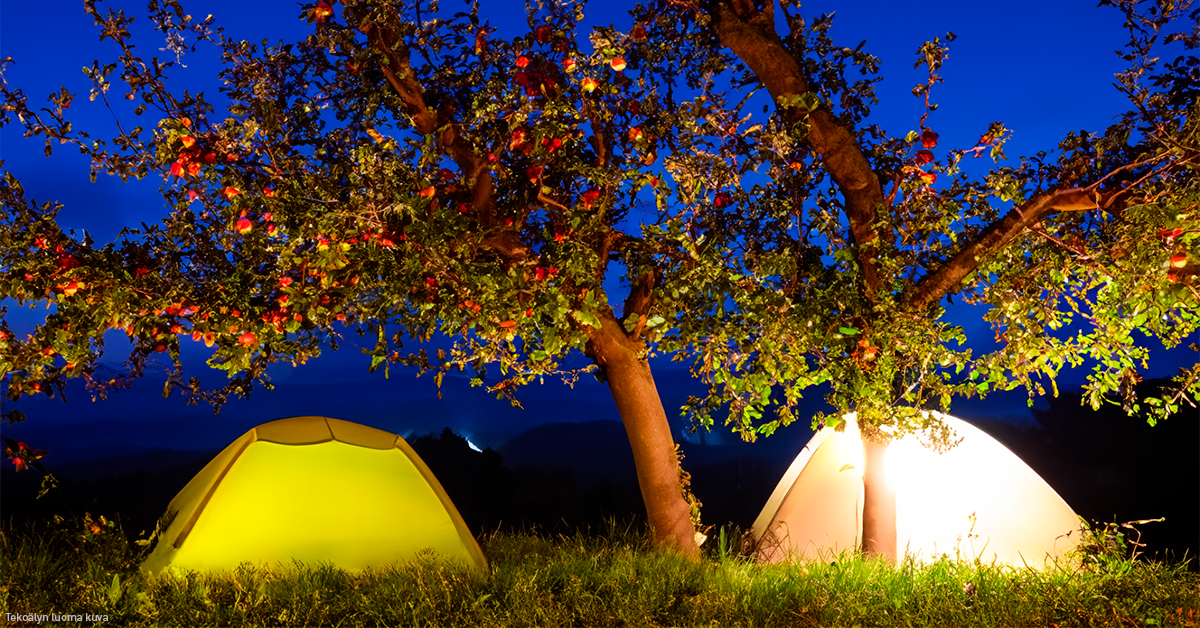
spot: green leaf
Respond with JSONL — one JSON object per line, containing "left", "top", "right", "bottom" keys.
{"left": 369, "top": 354, "right": 386, "bottom": 372}
{"left": 108, "top": 574, "right": 122, "bottom": 605}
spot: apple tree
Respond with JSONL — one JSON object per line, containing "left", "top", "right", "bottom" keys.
{"left": 2, "top": 0, "right": 1198, "bottom": 559}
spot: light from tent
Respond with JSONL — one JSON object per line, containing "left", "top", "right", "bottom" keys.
{"left": 886, "top": 428, "right": 1023, "bottom": 562}
{"left": 836, "top": 416, "right": 865, "bottom": 479}
{"left": 753, "top": 412, "right": 1082, "bottom": 568}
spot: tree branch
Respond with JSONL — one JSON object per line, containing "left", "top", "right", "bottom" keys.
{"left": 908, "top": 147, "right": 1195, "bottom": 312}
{"left": 585, "top": 103, "right": 610, "bottom": 167}
{"left": 710, "top": 0, "right": 890, "bottom": 299}
{"left": 363, "top": 21, "right": 515, "bottom": 257}
{"left": 906, "top": 188, "right": 1092, "bottom": 311}
{"left": 622, "top": 269, "right": 657, "bottom": 340}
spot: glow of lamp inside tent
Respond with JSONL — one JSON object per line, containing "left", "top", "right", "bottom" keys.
{"left": 885, "top": 431, "right": 1020, "bottom": 561}
{"left": 838, "top": 415, "right": 865, "bottom": 478}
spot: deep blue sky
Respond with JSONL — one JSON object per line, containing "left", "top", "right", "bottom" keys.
{"left": 1, "top": 0, "right": 1193, "bottom": 464}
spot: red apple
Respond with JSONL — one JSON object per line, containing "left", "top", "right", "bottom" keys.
{"left": 510, "top": 128, "right": 528, "bottom": 152}
{"left": 313, "top": 0, "right": 333, "bottom": 21}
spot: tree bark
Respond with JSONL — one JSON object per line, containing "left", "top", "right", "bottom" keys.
{"left": 861, "top": 438, "right": 897, "bottom": 561}
{"left": 585, "top": 310, "right": 701, "bottom": 559}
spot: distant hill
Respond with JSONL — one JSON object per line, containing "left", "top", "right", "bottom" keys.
{"left": 48, "top": 448, "right": 217, "bottom": 481}
{"left": 495, "top": 420, "right": 637, "bottom": 486}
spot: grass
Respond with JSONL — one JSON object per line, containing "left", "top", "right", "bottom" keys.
{"left": 2, "top": 517, "right": 1198, "bottom": 627}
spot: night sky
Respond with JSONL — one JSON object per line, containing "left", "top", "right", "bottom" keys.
{"left": 1, "top": 0, "right": 1195, "bottom": 468}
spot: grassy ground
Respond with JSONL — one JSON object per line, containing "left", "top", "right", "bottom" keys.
{"left": 2, "top": 517, "right": 1198, "bottom": 627}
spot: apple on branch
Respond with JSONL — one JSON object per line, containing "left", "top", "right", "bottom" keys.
{"left": 921, "top": 128, "right": 939, "bottom": 148}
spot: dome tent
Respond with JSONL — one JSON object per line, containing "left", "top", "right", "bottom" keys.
{"left": 142, "top": 416, "right": 486, "bottom": 574}
{"left": 753, "top": 413, "right": 1083, "bottom": 568}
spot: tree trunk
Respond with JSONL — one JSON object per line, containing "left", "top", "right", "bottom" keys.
{"left": 585, "top": 311, "right": 701, "bottom": 559}
{"left": 861, "top": 438, "right": 897, "bottom": 561}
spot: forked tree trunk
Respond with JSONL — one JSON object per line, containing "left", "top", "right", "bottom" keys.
{"left": 861, "top": 438, "right": 897, "bottom": 561}
{"left": 585, "top": 311, "right": 701, "bottom": 560}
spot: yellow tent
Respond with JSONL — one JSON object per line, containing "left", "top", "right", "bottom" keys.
{"left": 753, "top": 413, "right": 1083, "bottom": 568}
{"left": 142, "top": 416, "right": 486, "bottom": 574}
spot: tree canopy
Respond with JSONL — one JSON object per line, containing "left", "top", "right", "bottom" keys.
{"left": 2, "top": 0, "right": 1198, "bottom": 556}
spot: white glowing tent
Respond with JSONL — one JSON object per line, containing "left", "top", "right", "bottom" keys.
{"left": 753, "top": 413, "right": 1083, "bottom": 567}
